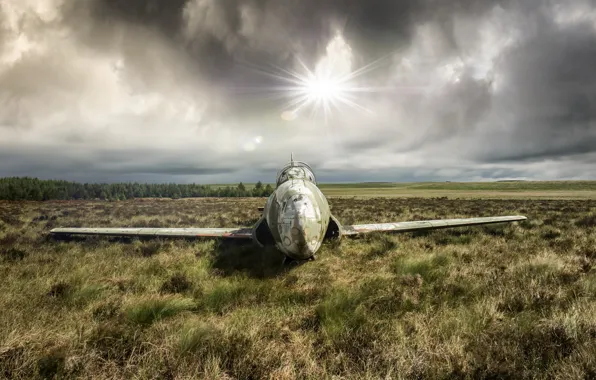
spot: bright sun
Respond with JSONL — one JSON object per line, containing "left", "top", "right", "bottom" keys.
{"left": 279, "top": 59, "right": 375, "bottom": 121}
{"left": 304, "top": 77, "right": 342, "bottom": 102}
{"left": 239, "top": 32, "right": 388, "bottom": 121}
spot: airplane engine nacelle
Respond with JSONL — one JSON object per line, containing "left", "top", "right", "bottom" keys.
{"left": 324, "top": 214, "right": 342, "bottom": 241}
{"left": 252, "top": 217, "right": 275, "bottom": 247}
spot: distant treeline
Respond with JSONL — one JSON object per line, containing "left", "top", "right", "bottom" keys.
{"left": 0, "top": 177, "right": 274, "bottom": 201}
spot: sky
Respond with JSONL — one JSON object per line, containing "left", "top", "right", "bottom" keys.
{"left": 1, "top": 0, "right": 596, "bottom": 183}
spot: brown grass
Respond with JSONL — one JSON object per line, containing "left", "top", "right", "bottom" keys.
{"left": 0, "top": 197, "right": 595, "bottom": 379}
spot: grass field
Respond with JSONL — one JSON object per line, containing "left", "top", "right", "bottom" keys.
{"left": 215, "top": 181, "right": 596, "bottom": 198}
{"left": 1, "top": 195, "right": 596, "bottom": 379}
{"left": 318, "top": 181, "right": 596, "bottom": 198}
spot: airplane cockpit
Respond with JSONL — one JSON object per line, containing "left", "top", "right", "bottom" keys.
{"left": 276, "top": 161, "right": 317, "bottom": 186}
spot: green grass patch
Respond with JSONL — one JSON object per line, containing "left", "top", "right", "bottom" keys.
{"left": 315, "top": 288, "right": 373, "bottom": 351}
{"left": 125, "top": 296, "right": 196, "bottom": 326}
{"left": 392, "top": 252, "right": 452, "bottom": 282}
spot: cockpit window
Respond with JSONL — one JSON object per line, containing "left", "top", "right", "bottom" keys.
{"left": 276, "top": 162, "right": 316, "bottom": 186}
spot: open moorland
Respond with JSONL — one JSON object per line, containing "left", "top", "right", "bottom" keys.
{"left": 318, "top": 181, "right": 596, "bottom": 198}
{"left": 1, "top": 195, "right": 596, "bottom": 379}
{"left": 210, "top": 181, "right": 596, "bottom": 199}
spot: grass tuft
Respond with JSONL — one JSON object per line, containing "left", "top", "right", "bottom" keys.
{"left": 137, "top": 241, "right": 165, "bottom": 257}
{"left": 92, "top": 299, "right": 122, "bottom": 321}
{"left": 178, "top": 322, "right": 223, "bottom": 355}
{"left": 542, "top": 227, "right": 562, "bottom": 240}
{"left": 392, "top": 252, "right": 452, "bottom": 282}
{"left": 1, "top": 247, "right": 27, "bottom": 261}
{"left": 160, "top": 273, "right": 193, "bottom": 294}
{"left": 47, "top": 282, "right": 71, "bottom": 299}
{"left": 367, "top": 234, "right": 397, "bottom": 257}
{"left": 315, "top": 288, "right": 373, "bottom": 351}
{"left": 575, "top": 214, "right": 596, "bottom": 227}
{"left": 87, "top": 322, "right": 142, "bottom": 363}
{"left": 125, "top": 296, "right": 196, "bottom": 326}
{"left": 37, "top": 350, "right": 66, "bottom": 380}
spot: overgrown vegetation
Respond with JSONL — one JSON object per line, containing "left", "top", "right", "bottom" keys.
{"left": 1, "top": 197, "right": 595, "bottom": 379}
{"left": 0, "top": 177, "right": 273, "bottom": 201}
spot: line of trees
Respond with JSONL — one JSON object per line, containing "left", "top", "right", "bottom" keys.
{"left": 0, "top": 177, "right": 274, "bottom": 201}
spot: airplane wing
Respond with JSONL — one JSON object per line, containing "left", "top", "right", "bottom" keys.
{"left": 49, "top": 227, "right": 253, "bottom": 239}
{"left": 341, "top": 216, "right": 527, "bottom": 236}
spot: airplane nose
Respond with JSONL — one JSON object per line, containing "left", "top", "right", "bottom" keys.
{"left": 279, "top": 195, "right": 324, "bottom": 260}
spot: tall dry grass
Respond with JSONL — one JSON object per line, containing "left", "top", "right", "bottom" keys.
{"left": 0, "top": 197, "right": 595, "bottom": 379}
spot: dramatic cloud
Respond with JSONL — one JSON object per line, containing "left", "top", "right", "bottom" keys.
{"left": 1, "top": 0, "right": 595, "bottom": 182}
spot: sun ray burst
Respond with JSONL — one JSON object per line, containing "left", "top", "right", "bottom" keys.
{"left": 228, "top": 33, "right": 394, "bottom": 122}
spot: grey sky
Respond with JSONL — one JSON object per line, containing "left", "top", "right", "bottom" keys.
{"left": 1, "top": 0, "right": 596, "bottom": 183}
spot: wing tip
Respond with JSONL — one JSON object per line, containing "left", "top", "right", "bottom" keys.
{"left": 49, "top": 228, "right": 76, "bottom": 235}
{"left": 501, "top": 215, "right": 527, "bottom": 221}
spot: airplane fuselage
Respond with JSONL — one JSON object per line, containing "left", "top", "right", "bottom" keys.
{"left": 259, "top": 161, "right": 333, "bottom": 260}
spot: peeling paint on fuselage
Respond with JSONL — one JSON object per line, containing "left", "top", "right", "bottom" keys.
{"left": 263, "top": 164, "right": 331, "bottom": 260}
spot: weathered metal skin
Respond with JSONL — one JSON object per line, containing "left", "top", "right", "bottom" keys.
{"left": 49, "top": 227, "right": 253, "bottom": 238}
{"left": 341, "top": 216, "right": 527, "bottom": 235}
{"left": 263, "top": 164, "right": 331, "bottom": 260}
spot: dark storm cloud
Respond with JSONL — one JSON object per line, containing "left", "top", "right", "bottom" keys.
{"left": 2, "top": 0, "right": 596, "bottom": 182}
{"left": 74, "top": 0, "right": 512, "bottom": 83}
{"left": 88, "top": 0, "right": 189, "bottom": 35}
{"left": 130, "top": 166, "right": 237, "bottom": 175}
{"left": 0, "top": 147, "right": 237, "bottom": 182}
{"left": 476, "top": 18, "right": 596, "bottom": 162}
